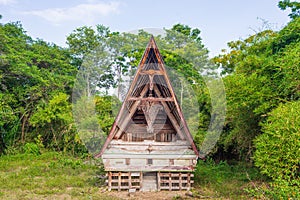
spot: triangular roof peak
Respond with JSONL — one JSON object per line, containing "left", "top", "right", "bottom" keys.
{"left": 95, "top": 36, "right": 199, "bottom": 158}
{"left": 147, "top": 35, "right": 157, "bottom": 48}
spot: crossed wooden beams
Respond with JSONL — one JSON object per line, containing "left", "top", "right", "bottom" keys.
{"left": 114, "top": 73, "right": 186, "bottom": 141}
{"left": 95, "top": 36, "right": 199, "bottom": 158}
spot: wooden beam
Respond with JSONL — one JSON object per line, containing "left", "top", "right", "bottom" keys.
{"left": 157, "top": 172, "right": 161, "bottom": 191}
{"left": 129, "top": 172, "right": 132, "bottom": 189}
{"left": 118, "top": 172, "right": 121, "bottom": 191}
{"left": 126, "top": 124, "right": 174, "bottom": 132}
{"left": 140, "top": 172, "right": 143, "bottom": 190}
{"left": 149, "top": 38, "right": 199, "bottom": 156}
{"left": 95, "top": 36, "right": 198, "bottom": 158}
{"left": 187, "top": 173, "right": 191, "bottom": 190}
{"left": 114, "top": 85, "right": 148, "bottom": 138}
{"left": 169, "top": 172, "right": 171, "bottom": 191}
{"left": 140, "top": 69, "right": 164, "bottom": 76}
{"left": 179, "top": 172, "right": 182, "bottom": 191}
{"left": 94, "top": 83, "right": 148, "bottom": 158}
{"left": 153, "top": 85, "right": 185, "bottom": 140}
{"left": 128, "top": 97, "right": 174, "bottom": 102}
{"left": 108, "top": 172, "right": 112, "bottom": 191}
{"left": 150, "top": 37, "right": 164, "bottom": 66}
{"left": 104, "top": 37, "right": 155, "bottom": 143}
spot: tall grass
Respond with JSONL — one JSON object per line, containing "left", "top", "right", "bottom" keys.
{"left": 193, "top": 158, "right": 269, "bottom": 199}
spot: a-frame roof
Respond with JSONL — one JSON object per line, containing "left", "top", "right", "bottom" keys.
{"left": 95, "top": 36, "right": 198, "bottom": 158}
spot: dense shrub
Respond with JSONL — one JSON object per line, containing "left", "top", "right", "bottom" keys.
{"left": 254, "top": 101, "right": 300, "bottom": 198}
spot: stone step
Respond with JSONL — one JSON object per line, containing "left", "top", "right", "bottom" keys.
{"left": 144, "top": 176, "right": 156, "bottom": 180}
{"left": 142, "top": 172, "right": 157, "bottom": 191}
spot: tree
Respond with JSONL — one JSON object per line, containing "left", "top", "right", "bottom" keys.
{"left": 213, "top": 15, "right": 300, "bottom": 160}
{"left": 0, "top": 21, "right": 77, "bottom": 153}
{"left": 278, "top": 0, "right": 300, "bottom": 19}
{"left": 29, "top": 92, "right": 77, "bottom": 152}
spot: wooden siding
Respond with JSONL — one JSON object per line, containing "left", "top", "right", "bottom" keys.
{"left": 102, "top": 140, "right": 197, "bottom": 171}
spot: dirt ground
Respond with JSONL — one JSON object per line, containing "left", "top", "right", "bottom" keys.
{"left": 103, "top": 190, "right": 210, "bottom": 200}
{"left": 107, "top": 191, "right": 189, "bottom": 200}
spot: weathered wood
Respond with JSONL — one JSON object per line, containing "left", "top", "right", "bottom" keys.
{"left": 95, "top": 85, "right": 147, "bottom": 157}
{"left": 110, "top": 139, "right": 190, "bottom": 145}
{"left": 139, "top": 69, "right": 164, "bottom": 76}
{"left": 140, "top": 172, "right": 143, "bottom": 189}
{"left": 140, "top": 101, "right": 163, "bottom": 134}
{"left": 99, "top": 37, "right": 199, "bottom": 192}
{"left": 107, "top": 172, "right": 143, "bottom": 191}
{"left": 108, "top": 172, "right": 112, "bottom": 191}
{"left": 169, "top": 172, "right": 172, "bottom": 191}
{"left": 127, "top": 123, "right": 173, "bottom": 130}
{"left": 102, "top": 153, "right": 196, "bottom": 159}
{"left": 114, "top": 85, "right": 148, "bottom": 138}
{"left": 133, "top": 113, "right": 166, "bottom": 120}
{"left": 187, "top": 173, "right": 191, "bottom": 190}
{"left": 128, "top": 97, "right": 174, "bottom": 102}
{"left": 159, "top": 180, "right": 193, "bottom": 183}
{"left": 157, "top": 172, "right": 161, "bottom": 191}
{"left": 129, "top": 172, "right": 132, "bottom": 188}
{"left": 153, "top": 85, "right": 185, "bottom": 140}
{"left": 118, "top": 172, "right": 121, "bottom": 191}
{"left": 157, "top": 172, "right": 194, "bottom": 191}
{"left": 179, "top": 172, "right": 182, "bottom": 190}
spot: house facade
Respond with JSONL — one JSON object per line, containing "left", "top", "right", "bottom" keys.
{"left": 95, "top": 36, "right": 199, "bottom": 191}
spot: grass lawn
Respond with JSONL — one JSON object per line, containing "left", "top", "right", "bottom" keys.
{"left": 0, "top": 152, "right": 267, "bottom": 199}
{"left": 0, "top": 152, "right": 116, "bottom": 200}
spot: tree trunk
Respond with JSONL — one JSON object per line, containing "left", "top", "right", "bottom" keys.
{"left": 0, "top": 132, "right": 5, "bottom": 154}
{"left": 21, "top": 115, "right": 27, "bottom": 143}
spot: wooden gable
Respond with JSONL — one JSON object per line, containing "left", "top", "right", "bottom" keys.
{"left": 95, "top": 36, "right": 198, "bottom": 170}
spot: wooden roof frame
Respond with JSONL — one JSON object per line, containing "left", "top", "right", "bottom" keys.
{"left": 95, "top": 36, "right": 199, "bottom": 158}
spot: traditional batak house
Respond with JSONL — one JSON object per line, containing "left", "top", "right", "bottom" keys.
{"left": 95, "top": 36, "right": 199, "bottom": 191}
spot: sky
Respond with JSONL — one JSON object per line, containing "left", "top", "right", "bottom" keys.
{"left": 0, "top": 0, "right": 293, "bottom": 56}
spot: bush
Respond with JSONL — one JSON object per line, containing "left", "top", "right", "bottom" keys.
{"left": 23, "top": 143, "right": 40, "bottom": 155}
{"left": 254, "top": 101, "right": 300, "bottom": 198}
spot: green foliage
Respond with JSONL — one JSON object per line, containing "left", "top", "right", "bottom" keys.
{"left": 0, "top": 21, "right": 79, "bottom": 154}
{"left": 278, "top": 0, "right": 300, "bottom": 19}
{"left": 95, "top": 95, "right": 120, "bottom": 134}
{"left": 72, "top": 95, "right": 109, "bottom": 155}
{"left": 3, "top": 9, "right": 300, "bottom": 198}
{"left": 254, "top": 101, "right": 300, "bottom": 199}
{"left": 23, "top": 142, "right": 40, "bottom": 155}
{"left": 214, "top": 17, "right": 300, "bottom": 161}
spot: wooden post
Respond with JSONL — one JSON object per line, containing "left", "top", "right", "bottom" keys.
{"left": 157, "top": 172, "right": 161, "bottom": 191}
{"left": 129, "top": 172, "right": 132, "bottom": 189}
{"left": 118, "top": 172, "right": 121, "bottom": 191}
{"left": 169, "top": 172, "right": 171, "bottom": 191}
{"left": 187, "top": 173, "right": 191, "bottom": 190}
{"left": 140, "top": 172, "right": 143, "bottom": 191}
{"left": 179, "top": 172, "right": 182, "bottom": 191}
{"left": 108, "top": 172, "right": 112, "bottom": 191}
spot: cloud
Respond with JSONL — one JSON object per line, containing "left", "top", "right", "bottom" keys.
{"left": 23, "top": 1, "right": 120, "bottom": 25}
{"left": 0, "top": 0, "right": 15, "bottom": 5}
